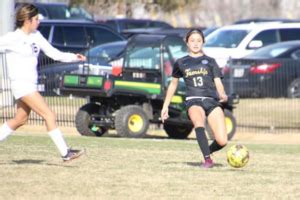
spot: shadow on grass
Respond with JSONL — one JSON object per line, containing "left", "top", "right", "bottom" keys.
{"left": 163, "top": 161, "right": 224, "bottom": 168}
{"left": 13, "top": 159, "right": 45, "bottom": 164}
{"left": 0, "top": 159, "right": 77, "bottom": 167}
{"left": 186, "top": 162, "right": 224, "bottom": 168}
{"left": 101, "top": 132, "right": 196, "bottom": 141}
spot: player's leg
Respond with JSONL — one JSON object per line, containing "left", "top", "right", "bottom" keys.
{"left": 207, "top": 106, "right": 228, "bottom": 154}
{"left": 188, "top": 105, "right": 213, "bottom": 168}
{"left": 20, "top": 92, "right": 57, "bottom": 131}
{"left": 0, "top": 100, "right": 31, "bottom": 141}
{"left": 20, "top": 92, "right": 84, "bottom": 161}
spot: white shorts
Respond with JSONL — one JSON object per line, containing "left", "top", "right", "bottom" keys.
{"left": 10, "top": 81, "right": 37, "bottom": 99}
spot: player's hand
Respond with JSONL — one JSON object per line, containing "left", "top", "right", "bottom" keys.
{"left": 76, "top": 54, "right": 86, "bottom": 61}
{"left": 161, "top": 107, "right": 169, "bottom": 123}
{"left": 219, "top": 93, "right": 228, "bottom": 103}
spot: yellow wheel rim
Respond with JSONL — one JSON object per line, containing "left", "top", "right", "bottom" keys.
{"left": 225, "top": 117, "right": 233, "bottom": 135}
{"left": 128, "top": 114, "right": 144, "bottom": 132}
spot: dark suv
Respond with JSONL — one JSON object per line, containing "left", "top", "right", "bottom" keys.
{"left": 38, "top": 20, "right": 125, "bottom": 53}
{"left": 16, "top": 2, "right": 93, "bottom": 21}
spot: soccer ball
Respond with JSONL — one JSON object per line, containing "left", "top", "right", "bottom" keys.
{"left": 227, "top": 144, "right": 250, "bottom": 168}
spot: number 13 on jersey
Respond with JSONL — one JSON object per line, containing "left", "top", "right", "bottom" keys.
{"left": 193, "top": 76, "right": 203, "bottom": 87}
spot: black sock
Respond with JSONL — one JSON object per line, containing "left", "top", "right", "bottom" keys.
{"left": 209, "top": 140, "right": 226, "bottom": 154}
{"left": 195, "top": 127, "right": 210, "bottom": 160}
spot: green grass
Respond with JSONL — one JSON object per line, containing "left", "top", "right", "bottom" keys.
{"left": 235, "top": 98, "right": 300, "bottom": 130}
{"left": 0, "top": 134, "right": 299, "bottom": 199}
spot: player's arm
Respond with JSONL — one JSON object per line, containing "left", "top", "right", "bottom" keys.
{"left": 37, "top": 31, "right": 86, "bottom": 62}
{"left": 214, "top": 77, "right": 228, "bottom": 102}
{"left": 161, "top": 78, "right": 179, "bottom": 122}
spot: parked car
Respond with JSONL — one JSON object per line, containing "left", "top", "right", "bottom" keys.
{"left": 99, "top": 18, "right": 173, "bottom": 36}
{"left": 203, "top": 22, "right": 300, "bottom": 68}
{"left": 223, "top": 41, "right": 300, "bottom": 98}
{"left": 38, "top": 20, "right": 125, "bottom": 54}
{"left": 203, "top": 26, "right": 219, "bottom": 37}
{"left": 16, "top": 2, "right": 93, "bottom": 21}
{"left": 38, "top": 41, "right": 127, "bottom": 95}
{"left": 234, "top": 18, "right": 300, "bottom": 24}
{"left": 36, "top": 19, "right": 125, "bottom": 70}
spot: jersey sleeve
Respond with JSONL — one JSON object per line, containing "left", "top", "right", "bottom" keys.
{"left": 172, "top": 60, "right": 183, "bottom": 78}
{"left": 211, "top": 58, "right": 223, "bottom": 79}
{"left": 36, "top": 31, "right": 79, "bottom": 62}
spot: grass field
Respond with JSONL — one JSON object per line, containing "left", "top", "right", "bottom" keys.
{"left": 235, "top": 98, "right": 300, "bottom": 129}
{"left": 0, "top": 133, "right": 299, "bottom": 200}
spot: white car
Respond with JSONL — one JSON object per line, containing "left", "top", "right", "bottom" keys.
{"left": 203, "top": 22, "right": 300, "bottom": 67}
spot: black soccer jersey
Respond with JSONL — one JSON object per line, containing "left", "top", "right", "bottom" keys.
{"left": 172, "top": 55, "right": 223, "bottom": 99}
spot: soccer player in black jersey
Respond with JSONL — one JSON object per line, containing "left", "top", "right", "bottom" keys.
{"left": 161, "top": 29, "right": 228, "bottom": 168}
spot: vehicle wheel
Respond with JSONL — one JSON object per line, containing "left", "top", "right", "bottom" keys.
{"left": 163, "top": 124, "right": 193, "bottom": 139}
{"left": 75, "top": 103, "right": 108, "bottom": 137}
{"left": 287, "top": 78, "right": 300, "bottom": 98}
{"left": 115, "top": 105, "right": 149, "bottom": 138}
{"left": 206, "top": 109, "right": 237, "bottom": 141}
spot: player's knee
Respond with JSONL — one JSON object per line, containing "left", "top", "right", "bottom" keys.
{"left": 218, "top": 138, "right": 228, "bottom": 147}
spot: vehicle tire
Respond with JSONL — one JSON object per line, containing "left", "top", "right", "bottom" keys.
{"left": 163, "top": 124, "right": 193, "bottom": 139}
{"left": 115, "top": 105, "right": 149, "bottom": 138}
{"left": 206, "top": 109, "right": 237, "bottom": 141}
{"left": 287, "top": 78, "right": 300, "bottom": 98}
{"left": 75, "top": 103, "right": 108, "bottom": 137}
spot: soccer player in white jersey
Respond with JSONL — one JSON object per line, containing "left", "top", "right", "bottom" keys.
{"left": 161, "top": 29, "right": 228, "bottom": 168}
{"left": 0, "top": 3, "right": 86, "bottom": 162}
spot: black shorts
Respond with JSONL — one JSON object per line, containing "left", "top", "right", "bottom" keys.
{"left": 185, "top": 98, "right": 222, "bottom": 117}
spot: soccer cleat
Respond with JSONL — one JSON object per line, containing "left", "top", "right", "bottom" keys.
{"left": 62, "top": 148, "right": 85, "bottom": 162}
{"left": 201, "top": 158, "right": 214, "bottom": 168}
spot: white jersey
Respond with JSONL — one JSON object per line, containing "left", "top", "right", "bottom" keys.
{"left": 0, "top": 29, "right": 79, "bottom": 84}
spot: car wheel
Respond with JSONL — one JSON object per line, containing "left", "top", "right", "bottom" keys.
{"left": 115, "top": 105, "right": 149, "bottom": 138}
{"left": 75, "top": 103, "right": 108, "bottom": 137}
{"left": 287, "top": 78, "right": 300, "bottom": 98}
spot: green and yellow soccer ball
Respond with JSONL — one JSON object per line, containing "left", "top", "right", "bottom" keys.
{"left": 227, "top": 144, "right": 250, "bottom": 168}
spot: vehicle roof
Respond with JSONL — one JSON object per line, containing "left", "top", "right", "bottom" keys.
{"left": 256, "top": 40, "right": 300, "bottom": 48}
{"left": 128, "top": 34, "right": 182, "bottom": 46}
{"left": 234, "top": 18, "right": 300, "bottom": 24}
{"left": 89, "top": 41, "right": 128, "bottom": 49}
{"left": 244, "top": 40, "right": 300, "bottom": 58}
{"left": 40, "top": 19, "right": 95, "bottom": 24}
{"left": 105, "top": 18, "right": 169, "bottom": 23}
{"left": 219, "top": 22, "right": 300, "bottom": 31}
{"left": 33, "top": 2, "right": 68, "bottom": 6}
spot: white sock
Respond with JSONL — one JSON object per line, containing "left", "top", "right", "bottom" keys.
{"left": 48, "top": 128, "right": 68, "bottom": 157}
{"left": 0, "top": 122, "right": 14, "bottom": 141}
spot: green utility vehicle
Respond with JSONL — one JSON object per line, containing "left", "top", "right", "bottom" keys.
{"left": 60, "top": 34, "right": 238, "bottom": 139}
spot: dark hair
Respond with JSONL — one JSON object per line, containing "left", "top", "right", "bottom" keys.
{"left": 15, "top": 3, "right": 39, "bottom": 28}
{"left": 184, "top": 28, "right": 205, "bottom": 43}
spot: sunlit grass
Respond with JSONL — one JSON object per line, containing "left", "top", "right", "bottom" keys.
{"left": 0, "top": 134, "right": 299, "bottom": 199}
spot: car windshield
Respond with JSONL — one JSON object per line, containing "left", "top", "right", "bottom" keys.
{"left": 163, "top": 36, "right": 188, "bottom": 60}
{"left": 245, "top": 44, "right": 291, "bottom": 58}
{"left": 126, "top": 46, "right": 161, "bottom": 69}
{"left": 86, "top": 42, "right": 127, "bottom": 62}
{"left": 69, "top": 6, "right": 93, "bottom": 21}
{"left": 204, "top": 29, "right": 249, "bottom": 48}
